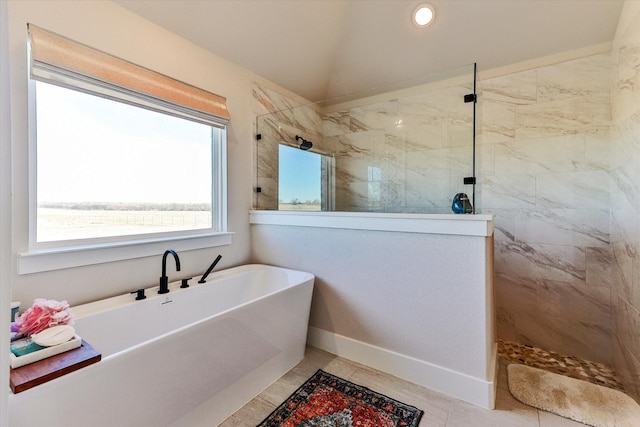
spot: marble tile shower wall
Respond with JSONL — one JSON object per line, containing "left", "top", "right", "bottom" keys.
{"left": 611, "top": 13, "right": 640, "bottom": 401}
{"left": 480, "top": 53, "right": 615, "bottom": 365}
{"left": 253, "top": 81, "right": 475, "bottom": 213}
{"left": 252, "top": 83, "right": 325, "bottom": 209}
{"left": 322, "top": 85, "right": 474, "bottom": 212}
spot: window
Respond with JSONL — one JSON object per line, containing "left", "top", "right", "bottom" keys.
{"left": 19, "top": 24, "right": 231, "bottom": 274}
{"left": 36, "top": 81, "right": 220, "bottom": 243}
{"left": 278, "top": 144, "right": 334, "bottom": 211}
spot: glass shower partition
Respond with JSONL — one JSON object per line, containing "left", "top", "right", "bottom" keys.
{"left": 255, "top": 63, "right": 478, "bottom": 214}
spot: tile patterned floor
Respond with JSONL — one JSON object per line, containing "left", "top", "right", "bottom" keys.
{"left": 220, "top": 346, "right": 588, "bottom": 426}
{"left": 498, "top": 339, "right": 625, "bottom": 392}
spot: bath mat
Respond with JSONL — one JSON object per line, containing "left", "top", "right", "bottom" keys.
{"left": 507, "top": 363, "right": 640, "bottom": 427}
{"left": 257, "top": 369, "right": 423, "bottom": 427}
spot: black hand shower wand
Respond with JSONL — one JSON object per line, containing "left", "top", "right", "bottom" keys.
{"left": 198, "top": 255, "right": 222, "bottom": 283}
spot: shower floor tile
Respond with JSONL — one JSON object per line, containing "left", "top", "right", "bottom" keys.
{"left": 497, "top": 339, "right": 625, "bottom": 392}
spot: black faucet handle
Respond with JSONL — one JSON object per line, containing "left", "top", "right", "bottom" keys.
{"left": 131, "top": 289, "right": 147, "bottom": 300}
{"left": 181, "top": 278, "right": 191, "bottom": 288}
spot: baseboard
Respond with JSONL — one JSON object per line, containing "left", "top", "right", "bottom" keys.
{"left": 307, "top": 326, "right": 496, "bottom": 409}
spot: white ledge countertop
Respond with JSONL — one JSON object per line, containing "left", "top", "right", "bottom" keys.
{"left": 249, "top": 210, "right": 494, "bottom": 237}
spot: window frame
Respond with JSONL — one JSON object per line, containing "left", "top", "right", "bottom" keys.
{"left": 18, "top": 27, "right": 232, "bottom": 275}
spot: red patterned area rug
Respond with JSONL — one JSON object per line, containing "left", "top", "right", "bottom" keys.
{"left": 257, "top": 369, "right": 423, "bottom": 427}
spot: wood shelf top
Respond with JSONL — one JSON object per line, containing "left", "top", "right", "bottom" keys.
{"left": 10, "top": 340, "right": 101, "bottom": 394}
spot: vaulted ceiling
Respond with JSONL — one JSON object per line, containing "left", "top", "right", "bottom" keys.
{"left": 114, "top": 0, "right": 624, "bottom": 102}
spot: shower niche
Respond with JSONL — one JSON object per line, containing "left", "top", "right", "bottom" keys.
{"left": 255, "top": 63, "right": 479, "bottom": 214}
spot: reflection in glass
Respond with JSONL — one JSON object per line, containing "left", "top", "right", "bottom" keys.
{"left": 256, "top": 63, "right": 477, "bottom": 214}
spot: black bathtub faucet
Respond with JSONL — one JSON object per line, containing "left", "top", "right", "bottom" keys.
{"left": 159, "top": 249, "right": 181, "bottom": 294}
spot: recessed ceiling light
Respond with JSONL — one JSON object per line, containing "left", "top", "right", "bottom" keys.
{"left": 413, "top": 4, "right": 435, "bottom": 27}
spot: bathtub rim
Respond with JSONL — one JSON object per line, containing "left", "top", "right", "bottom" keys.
{"left": 66, "top": 264, "right": 314, "bottom": 361}
{"left": 71, "top": 263, "right": 313, "bottom": 320}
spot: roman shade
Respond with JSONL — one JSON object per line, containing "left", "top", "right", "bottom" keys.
{"left": 27, "top": 24, "right": 230, "bottom": 126}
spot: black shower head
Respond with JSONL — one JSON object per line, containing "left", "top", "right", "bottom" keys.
{"left": 295, "top": 135, "right": 313, "bottom": 151}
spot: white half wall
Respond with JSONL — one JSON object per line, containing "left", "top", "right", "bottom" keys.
{"left": 250, "top": 212, "right": 496, "bottom": 408}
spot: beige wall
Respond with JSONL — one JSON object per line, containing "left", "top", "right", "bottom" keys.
{"left": 5, "top": 0, "right": 263, "bottom": 307}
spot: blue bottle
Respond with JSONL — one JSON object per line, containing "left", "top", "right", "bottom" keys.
{"left": 452, "top": 193, "right": 473, "bottom": 214}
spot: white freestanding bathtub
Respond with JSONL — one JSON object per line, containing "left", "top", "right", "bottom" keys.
{"left": 8, "top": 264, "right": 315, "bottom": 427}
